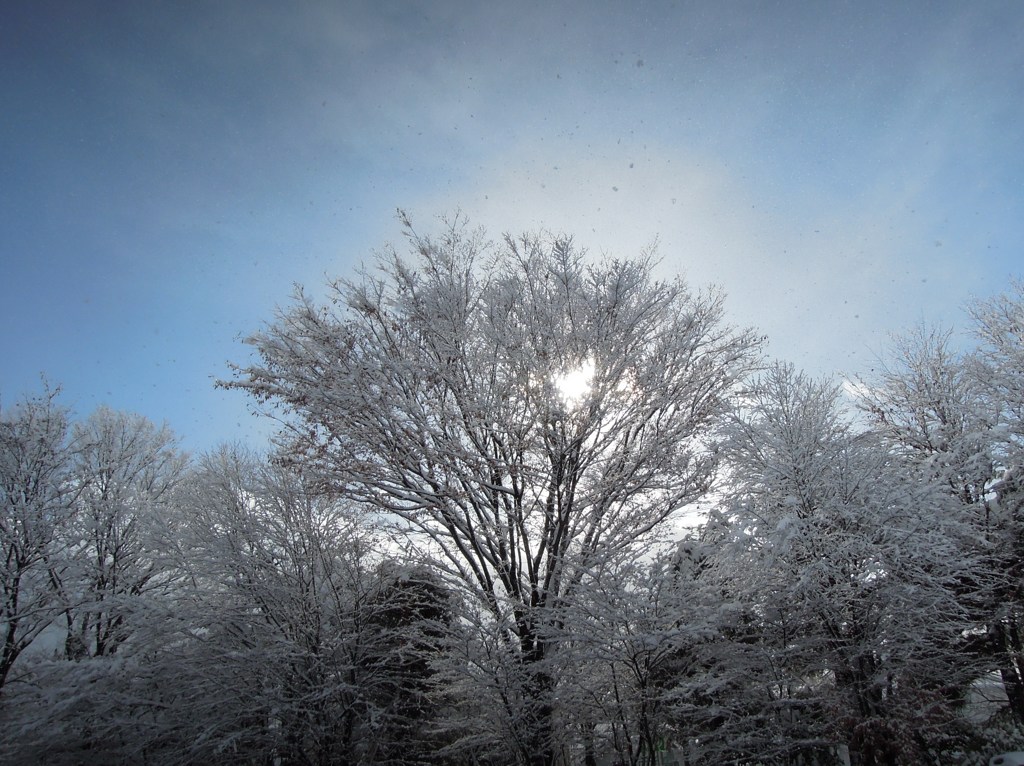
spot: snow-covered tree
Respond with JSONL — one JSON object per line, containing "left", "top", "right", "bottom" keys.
{"left": 968, "top": 283, "right": 1024, "bottom": 726}
{"left": 858, "top": 322, "right": 1024, "bottom": 723}
{"left": 712, "top": 363, "right": 986, "bottom": 764}
{"left": 856, "top": 325, "right": 997, "bottom": 509}
{"left": 0, "top": 389, "right": 76, "bottom": 693}
{"left": 0, "top": 409, "right": 189, "bottom": 761}
{"left": 52, "top": 407, "right": 188, "bottom": 659}
{"left": 164, "top": 445, "right": 377, "bottom": 764}
{"left": 555, "top": 552, "right": 702, "bottom": 766}
{"left": 227, "top": 214, "right": 761, "bottom": 765}
{"left": 362, "top": 561, "right": 456, "bottom": 765}
{"left": 971, "top": 280, "right": 1024, "bottom": 515}
{"left": 162, "top": 445, "right": 454, "bottom": 765}
{"left": 1, "top": 437, "right": 458, "bottom": 765}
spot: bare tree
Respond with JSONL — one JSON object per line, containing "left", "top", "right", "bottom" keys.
{"left": 227, "top": 214, "right": 761, "bottom": 764}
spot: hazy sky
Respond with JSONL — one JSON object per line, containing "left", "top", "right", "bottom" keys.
{"left": 3, "top": 1, "right": 1022, "bottom": 453}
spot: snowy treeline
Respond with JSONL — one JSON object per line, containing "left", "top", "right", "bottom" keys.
{"left": 3, "top": 218, "right": 1024, "bottom": 765}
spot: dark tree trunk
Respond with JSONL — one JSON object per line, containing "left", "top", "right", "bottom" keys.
{"left": 517, "top": 621, "right": 557, "bottom": 766}
{"left": 993, "top": 620, "right": 1024, "bottom": 722}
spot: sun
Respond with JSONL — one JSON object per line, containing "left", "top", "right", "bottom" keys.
{"left": 554, "top": 358, "right": 595, "bottom": 406}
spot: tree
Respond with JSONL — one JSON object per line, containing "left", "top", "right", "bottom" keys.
{"left": 857, "top": 323, "right": 1024, "bottom": 722}
{"left": 0, "top": 440, "right": 459, "bottom": 765}
{"left": 971, "top": 280, "right": 1024, "bottom": 518}
{"left": 712, "top": 363, "right": 986, "bottom": 765}
{"left": 970, "top": 283, "right": 1024, "bottom": 725}
{"left": 972, "top": 280, "right": 1024, "bottom": 432}
{"left": 227, "top": 214, "right": 761, "bottom": 764}
{"left": 0, "top": 409, "right": 188, "bottom": 762}
{"left": 0, "top": 389, "right": 76, "bottom": 693}
{"left": 555, "top": 552, "right": 700, "bottom": 766}
{"left": 167, "top": 445, "right": 375, "bottom": 765}
{"left": 362, "top": 562, "right": 455, "bottom": 765}
{"left": 53, "top": 407, "right": 187, "bottom": 659}
{"left": 856, "top": 325, "right": 996, "bottom": 509}
{"left": 156, "top": 445, "right": 453, "bottom": 766}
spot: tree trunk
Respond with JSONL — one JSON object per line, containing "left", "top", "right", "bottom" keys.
{"left": 993, "top": 621, "right": 1024, "bottom": 721}
{"left": 518, "top": 623, "right": 557, "bottom": 766}
{"left": 522, "top": 668, "right": 557, "bottom": 766}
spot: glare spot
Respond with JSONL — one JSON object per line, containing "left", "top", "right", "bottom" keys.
{"left": 554, "top": 359, "right": 595, "bottom": 406}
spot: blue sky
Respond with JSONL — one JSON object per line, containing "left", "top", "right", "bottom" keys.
{"left": 2, "top": 1, "right": 1022, "bottom": 453}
